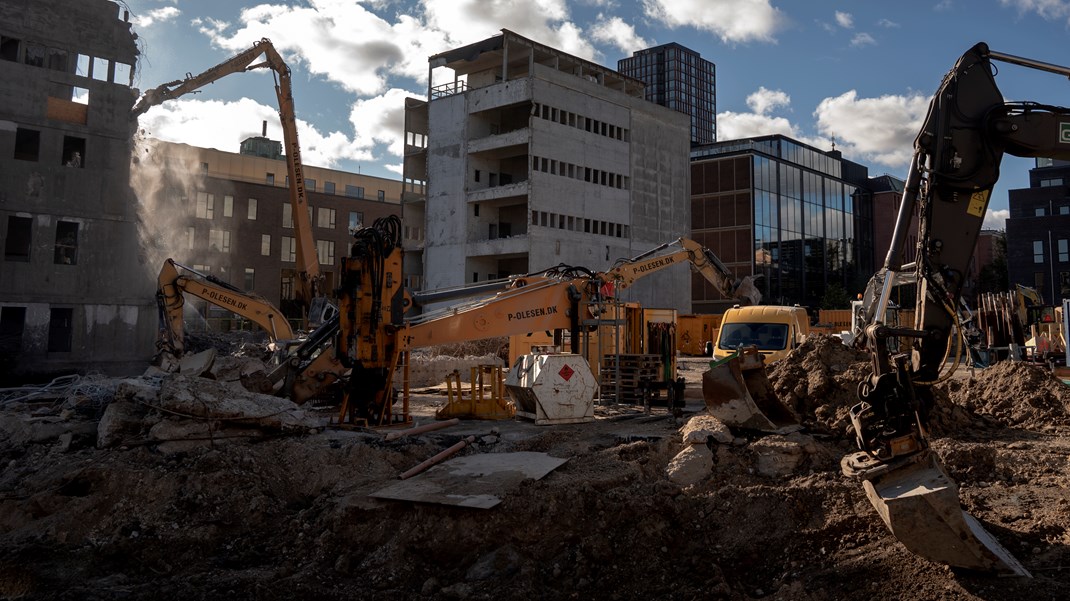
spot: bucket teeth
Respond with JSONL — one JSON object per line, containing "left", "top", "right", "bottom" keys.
{"left": 844, "top": 450, "right": 1031, "bottom": 577}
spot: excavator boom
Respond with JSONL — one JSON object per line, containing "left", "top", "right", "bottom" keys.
{"left": 846, "top": 42, "right": 1070, "bottom": 576}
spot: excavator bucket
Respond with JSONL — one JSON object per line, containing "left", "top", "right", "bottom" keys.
{"left": 701, "top": 347, "right": 799, "bottom": 432}
{"left": 843, "top": 451, "right": 1030, "bottom": 576}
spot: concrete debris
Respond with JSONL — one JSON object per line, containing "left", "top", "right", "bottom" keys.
{"left": 406, "top": 353, "right": 503, "bottom": 388}
{"left": 178, "top": 348, "right": 217, "bottom": 378}
{"left": 749, "top": 432, "right": 822, "bottom": 478}
{"left": 679, "top": 413, "right": 734, "bottom": 445}
{"left": 158, "top": 374, "right": 321, "bottom": 434}
{"left": 96, "top": 399, "right": 152, "bottom": 448}
{"left": 665, "top": 443, "right": 714, "bottom": 486}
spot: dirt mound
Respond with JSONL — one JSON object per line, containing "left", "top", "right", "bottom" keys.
{"left": 766, "top": 334, "right": 870, "bottom": 437}
{"left": 941, "top": 361, "right": 1070, "bottom": 430}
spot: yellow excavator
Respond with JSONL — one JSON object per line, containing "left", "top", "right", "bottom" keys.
{"left": 134, "top": 38, "right": 341, "bottom": 376}
{"left": 330, "top": 225, "right": 762, "bottom": 425}
{"left": 845, "top": 42, "right": 1070, "bottom": 576}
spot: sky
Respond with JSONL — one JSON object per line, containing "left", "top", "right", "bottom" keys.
{"left": 119, "top": 0, "right": 1070, "bottom": 230}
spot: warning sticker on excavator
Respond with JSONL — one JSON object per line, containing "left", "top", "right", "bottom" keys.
{"left": 1061, "top": 122, "right": 1070, "bottom": 144}
{"left": 966, "top": 190, "right": 989, "bottom": 218}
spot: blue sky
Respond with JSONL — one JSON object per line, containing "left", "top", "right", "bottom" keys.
{"left": 121, "top": 0, "right": 1070, "bottom": 229}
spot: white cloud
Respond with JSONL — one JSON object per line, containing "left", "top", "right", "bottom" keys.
{"left": 850, "top": 32, "right": 876, "bottom": 47}
{"left": 590, "top": 15, "right": 650, "bottom": 53}
{"left": 878, "top": 18, "right": 900, "bottom": 27}
{"left": 132, "top": 6, "right": 181, "bottom": 28}
{"left": 983, "top": 208, "right": 1009, "bottom": 230}
{"left": 717, "top": 111, "right": 798, "bottom": 140}
{"left": 812, "top": 90, "right": 930, "bottom": 168}
{"left": 999, "top": 0, "right": 1070, "bottom": 19}
{"left": 642, "top": 0, "right": 785, "bottom": 43}
{"left": 746, "top": 87, "right": 790, "bottom": 115}
{"left": 135, "top": 97, "right": 373, "bottom": 168}
{"left": 835, "top": 11, "right": 853, "bottom": 28}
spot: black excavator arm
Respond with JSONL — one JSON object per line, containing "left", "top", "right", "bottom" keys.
{"left": 844, "top": 42, "right": 1070, "bottom": 576}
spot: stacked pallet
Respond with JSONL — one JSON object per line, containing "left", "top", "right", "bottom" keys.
{"left": 600, "top": 354, "right": 663, "bottom": 404}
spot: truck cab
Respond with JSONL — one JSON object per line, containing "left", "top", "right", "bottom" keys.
{"left": 712, "top": 305, "right": 810, "bottom": 364}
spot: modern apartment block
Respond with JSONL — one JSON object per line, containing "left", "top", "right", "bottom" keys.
{"left": 138, "top": 139, "right": 404, "bottom": 322}
{"left": 1006, "top": 159, "right": 1070, "bottom": 304}
{"left": 0, "top": 0, "right": 154, "bottom": 378}
{"left": 690, "top": 135, "right": 875, "bottom": 312}
{"left": 618, "top": 43, "right": 717, "bottom": 146}
{"left": 403, "top": 29, "right": 693, "bottom": 313}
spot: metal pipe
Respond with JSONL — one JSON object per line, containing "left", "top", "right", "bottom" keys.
{"left": 987, "top": 49, "right": 1070, "bottom": 78}
{"left": 398, "top": 435, "right": 476, "bottom": 480}
{"left": 876, "top": 160, "right": 923, "bottom": 323}
{"left": 384, "top": 417, "right": 460, "bottom": 441}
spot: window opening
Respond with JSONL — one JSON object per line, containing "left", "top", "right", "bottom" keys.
{"left": 0, "top": 306, "right": 26, "bottom": 353}
{"left": 14, "top": 128, "right": 41, "bottom": 161}
{"left": 48, "top": 308, "right": 74, "bottom": 352}
{"left": 62, "top": 136, "right": 85, "bottom": 167}
{"left": 5, "top": 216, "right": 32, "bottom": 261}
{"left": 54, "top": 221, "right": 79, "bottom": 265}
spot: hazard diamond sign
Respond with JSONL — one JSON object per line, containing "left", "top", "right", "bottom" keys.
{"left": 558, "top": 363, "right": 574, "bottom": 381}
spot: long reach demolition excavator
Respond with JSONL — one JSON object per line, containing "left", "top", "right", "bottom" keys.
{"left": 132, "top": 39, "right": 332, "bottom": 372}
{"left": 843, "top": 42, "right": 1070, "bottom": 576}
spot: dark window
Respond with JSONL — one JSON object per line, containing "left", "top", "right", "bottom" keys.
{"left": 324, "top": 181, "right": 336, "bottom": 194}
{"left": 305, "top": 178, "right": 316, "bottom": 191}
{"left": 48, "top": 308, "right": 73, "bottom": 352}
{"left": 377, "top": 190, "right": 385, "bottom": 201}
{"left": 474, "top": 204, "right": 479, "bottom": 217}
{"left": 14, "top": 128, "right": 41, "bottom": 161}
{"left": 344, "top": 185, "right": 364, "bottom": 199}
{"left": 54, "top": 221, "right": 79, "bottom": 265}
{"left": 474, "top": 170, "right": 481, "bottom": 183}
{"left": 62, "top": 136, "right": 85, "bottom": 167}
{"left": 0, "top": 306, "right": 26, "bottom": 353}
{"left": 5, "top": 216, "right": 32, "bottom": 261}
{"left": 47, "top": 47, "right": 67, "bottom": 71}
{"left": 24, "top": 42, "right": 44, "bottom": 67}
{"left": 0, "top": 36, "right": 20, "bottom": 62}
{"left": 266, "top": 172, "right": 275, "bottom": 185}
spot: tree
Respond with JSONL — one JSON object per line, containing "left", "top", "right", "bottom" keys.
{"left": 976, "top": 232, "right": 1009, "bottom": 296}
{"left": 820, "top": 281, "right": 852, "bottom": 310}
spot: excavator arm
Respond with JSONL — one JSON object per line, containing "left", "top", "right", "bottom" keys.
{"left": 155, "top": 259, "right": 294, "bottom": 370}
{"left": 601, "top": 238, "right": 762, "bottom": 305}
{"left": 845, "top": 42, "right": 1070, "bottom": 576}
{"left": 132, "top": 38, "right": 322, "bottom": 312}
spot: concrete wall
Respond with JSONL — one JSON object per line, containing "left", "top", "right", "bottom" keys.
{"left": 422, "top": 59, "right": 692, "bottom": 314}
{"left": 0, "top": 0, "right": 155, "bottom": 377}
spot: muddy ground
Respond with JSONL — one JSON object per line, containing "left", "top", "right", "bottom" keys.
{"left": 1, "top": 336, "right": 1068, "bottom": 600}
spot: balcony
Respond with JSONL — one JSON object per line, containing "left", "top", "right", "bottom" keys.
{"left": 466, "top": 234, "right": 528, "bottom": 257}
{"left": 468, "top": 180, "right": 529, "bottom": 203}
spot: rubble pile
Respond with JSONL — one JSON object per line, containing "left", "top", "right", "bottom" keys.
{"left": 0, "top": 349, "right": 1068, "bottom": 600}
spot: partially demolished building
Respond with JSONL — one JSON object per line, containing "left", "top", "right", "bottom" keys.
{"left": 0, "top": 0, "right": 155, "bottom": 378}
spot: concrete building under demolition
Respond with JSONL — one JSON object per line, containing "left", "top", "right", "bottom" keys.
{"left": 403, "top": 30, "right": 693, "bottom": 313}
{"left": 0, "top": 0, "right": 155, "bottom": 378}
{"left": 136, "top": 137, "right": 404, "bottom": 324}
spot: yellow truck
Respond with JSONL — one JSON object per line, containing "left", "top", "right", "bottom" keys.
{"left": 711, "top": 305, "right": 810, "bottom": 364}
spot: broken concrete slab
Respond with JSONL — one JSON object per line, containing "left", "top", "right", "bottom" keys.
{"left": 97, "top": 400, "right": 152, "bottom": 448}
{"left": 750, "top": 432, "right": 821, "bottom": 478}
{"left": 370, "top": 451, "right": 568, "bottom": 508}
{"left": 158, "top": 374, "right": 322, "bottom": 433}
{"left": 149, "top": 419, "right": 268, "bottom": 454}
{"left": 666, "top": 444, "right": 714, "bottom": 486}
{"left": 178, "top": 349, "right": 216, "bottom": 378}
{"left": 680, "top": 413, "right": 734, "bottom": 445}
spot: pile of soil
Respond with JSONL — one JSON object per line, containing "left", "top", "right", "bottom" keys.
{"left": 766, "top": 334, "right": 871, "bottom": 437}
{"left": 942, "top": 361, "right": 1070, "bottom": 430}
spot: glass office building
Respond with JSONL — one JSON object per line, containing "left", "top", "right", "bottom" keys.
{"left": 690, "top": 135, "right": 875, "bottom": 311}
{"left": 619, "top": 43, "right": 717, "bottom": 145}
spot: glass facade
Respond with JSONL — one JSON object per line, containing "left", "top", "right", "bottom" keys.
{"left": 619, "top": 43, "right": 716, "bottom": 145}
{"left": 693, "top": 135, "right": 874, "bottom": 308}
